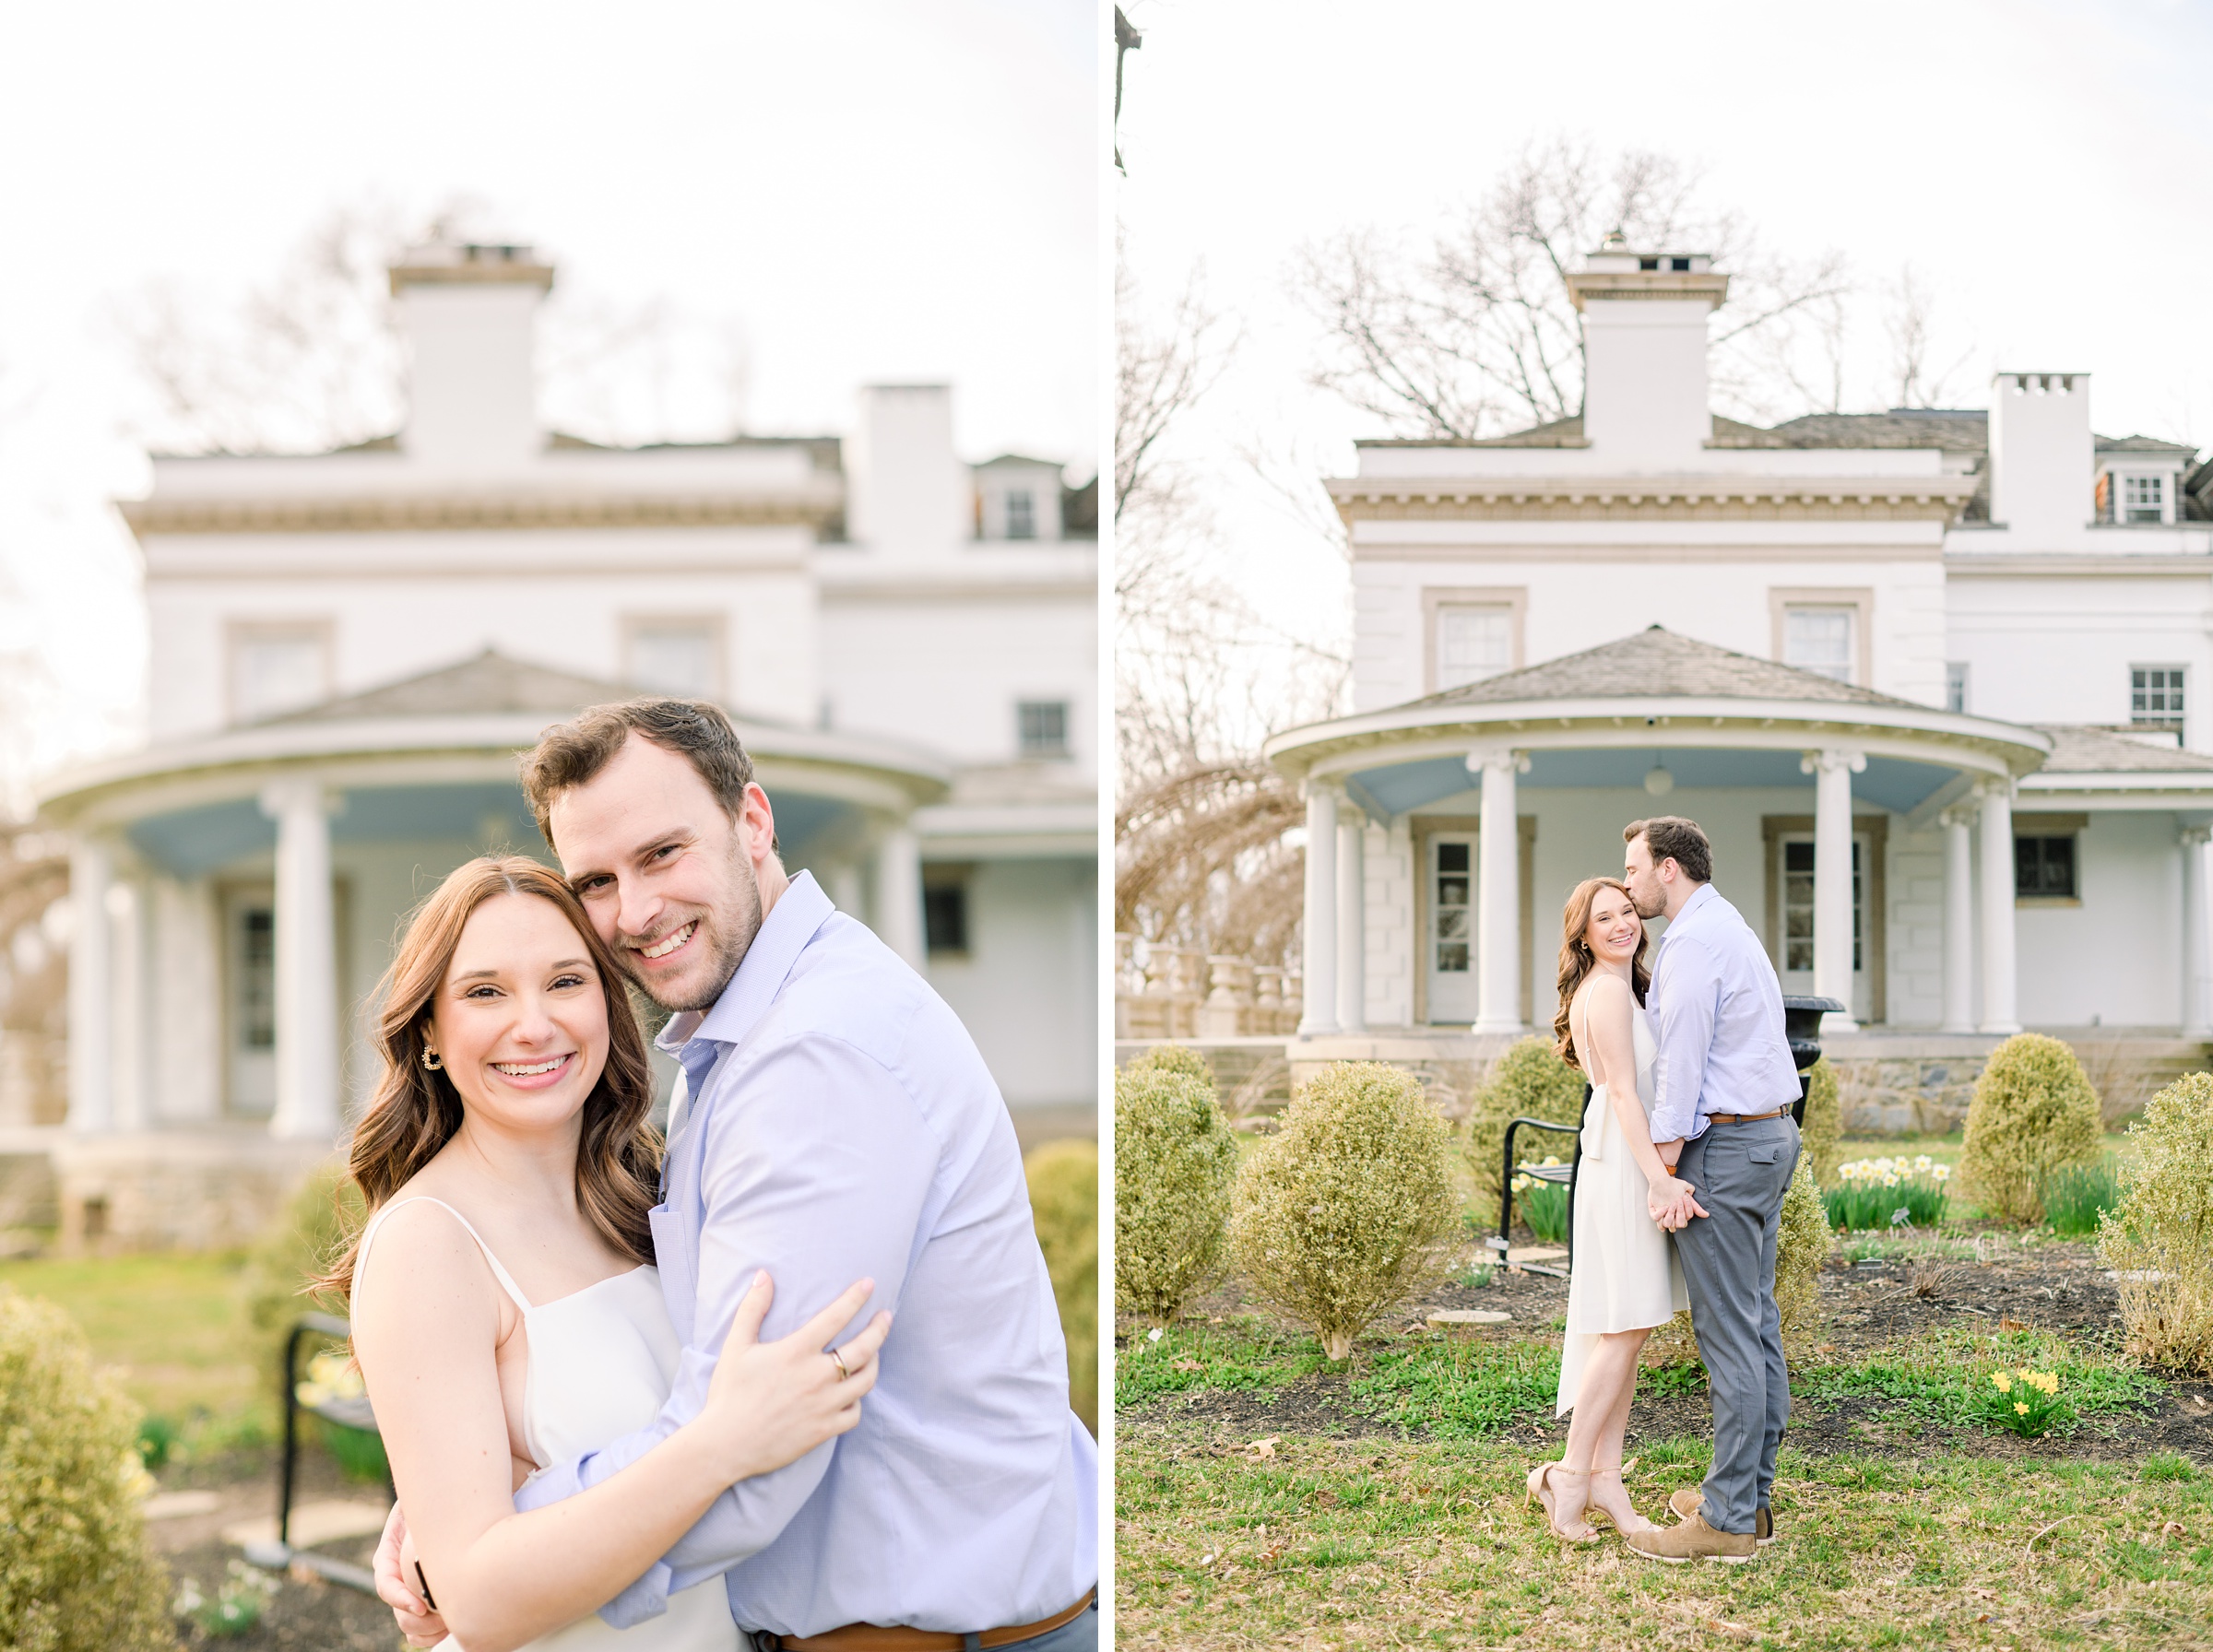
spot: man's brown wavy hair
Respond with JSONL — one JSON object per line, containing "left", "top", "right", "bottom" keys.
{"left": 1552, "top": 876, "right": 1651, "bottom": 1071}
{"left": 318, "top": 856, "right": 661, "bottom": 1304}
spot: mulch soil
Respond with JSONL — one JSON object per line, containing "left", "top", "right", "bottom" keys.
{"left": 1123, "top": 1236, "right": 2213, "bottom": 1466}
{"left": 151, "top": 1446, "right": 400, "bottom": 1651}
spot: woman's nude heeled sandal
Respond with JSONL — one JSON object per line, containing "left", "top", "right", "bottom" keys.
{"left": 1525, "top": 1462, "right": 1600, "bottom": 1544}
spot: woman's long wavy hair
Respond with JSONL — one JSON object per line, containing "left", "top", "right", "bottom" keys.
{"left": 1552, "top": 876, "right": 1651, "bottom": 1071}
{"left": 318, "top": 856, "right": 662, "bottom": 1304}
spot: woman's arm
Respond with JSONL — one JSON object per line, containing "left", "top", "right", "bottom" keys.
{"left": 1585, "top": 975, "right": 1700, "bottom": 1210}
{"left": 351, "top": 1203, "right": 887, "bottom": 1652}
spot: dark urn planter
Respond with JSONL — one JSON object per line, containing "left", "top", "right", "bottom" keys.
{"left": 1781, "top": 996, "right": 1847, "bottom": 1126}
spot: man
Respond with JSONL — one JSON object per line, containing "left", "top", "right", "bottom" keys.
{"left": 1619, "top": 816, "right": 1803, "bottom": 1564}
{"left": 376, "top": 699, "right": 1098, "bottom": 1647}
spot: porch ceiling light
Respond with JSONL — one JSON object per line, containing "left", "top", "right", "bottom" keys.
{"left": 1644, "top": 763, "right": 1675, "bottom": 797}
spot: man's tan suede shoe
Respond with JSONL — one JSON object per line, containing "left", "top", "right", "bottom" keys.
{"left": 1627, "top": 1510, "right": 1757, "bottom": 1564}
{"left": 1667, "top": 1488, "right": 1773, "bottom": 1545}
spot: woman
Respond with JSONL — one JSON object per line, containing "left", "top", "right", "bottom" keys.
{"left": 331, "top": 856, "right": 892, "bottom": 1651}
{"left": 1525, "top": 877, "right": 1698, "bottom": 1543}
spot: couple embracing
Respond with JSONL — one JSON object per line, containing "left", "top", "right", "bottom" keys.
{"left": 337, "top": 698, "right": 1096, "bottom": 1650}
{"left": 1532, "top": 816, "right": 1804, "bottom": 1564}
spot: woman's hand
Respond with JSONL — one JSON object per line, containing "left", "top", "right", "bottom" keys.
{"left": 696, "top": 1273, "right": 893, "bottom": 1483}
{"left": 1646, "top": 1174, "right": 1708, "bottom": 1230}
{"left": 373, "top": 1503, "right": 450, "bottom": 1647}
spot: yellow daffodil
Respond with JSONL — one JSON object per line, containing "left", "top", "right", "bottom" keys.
{"left": 2015, "top": 1401, "right": 2030, "bottom": 1415}
{"left": 1993, "top": 1373, "right": 2013, "bottom": 1393}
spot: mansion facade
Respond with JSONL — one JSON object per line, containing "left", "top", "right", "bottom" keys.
{"left": 1262, "top": 238, "right": 2213, "bottom": 1127}
{"left": 26, "top": 239, "right": 1095, "bottom": 1249}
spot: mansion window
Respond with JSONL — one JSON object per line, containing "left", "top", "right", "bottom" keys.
{"left": 2123, "top": 474, "right": 2166, "bottom": 524}
{"left": 626, "top": 620, "right": 722, "bottom": 699}
{"left": 1782, "top": 607, "right": 1854, "bottom": 684}
{"left": 2016, "top": 835, "right": 2077, "bottom": 902}
{"left": 923, "top": 873, "right": 970, "bottom": 957}
{"left": 2132, "top": 667, "right": 2184, "bottom": 729}
{"left": 1017, "top": 699, "right": 1070, "bottom": 758}
{"left": 1946, "top": 662, "right": 1969, "bottom": 714}
{"left": 1781, "top": 839, "right": 1862, "bottom": 973}
{"left": 1435, "top": 606, "right": 1513, "bottom": 690}
{"left": 230, "top": 625, "right": 330, "bottom": 724}
{"left": 1003, "top": 489, "right": 1036, "bottom": 540}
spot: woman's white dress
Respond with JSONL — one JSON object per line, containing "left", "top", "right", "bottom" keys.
{"left": 1555, "top": 1006, "right": 1689, "bottom": 1417}
{"left": 357, "top": 1198, "right": 740, "bottom": 1650}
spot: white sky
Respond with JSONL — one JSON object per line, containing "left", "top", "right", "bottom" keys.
{"left": 1115, "top": 0, "right": 2213, "bottom": 706}
{"left": 0, "top": 0, "right": 1097, "bottom": 781}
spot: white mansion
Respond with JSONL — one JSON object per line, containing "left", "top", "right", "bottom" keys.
{"left": 1261, "top": 238, "right": 2213, "bottom": 1127}
{"left": 32, "top": 240, "right": 1095, "bottom": 1249}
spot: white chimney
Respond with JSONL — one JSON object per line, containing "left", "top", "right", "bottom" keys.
{"left": 846, "top": 384, "right": 967, "bottom": 556}
{"left": 1987, "top": 372, "right": 2093, "bottom": 543}
{"left": 390, "top": 242, "right": 552, "bottom": 468}
{"left": 1566, "top": 238, "right": 1729, "bottom": 468}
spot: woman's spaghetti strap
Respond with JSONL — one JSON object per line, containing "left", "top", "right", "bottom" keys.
{"left": 357, "top": 1196, "right": 536, "bottom": 1313}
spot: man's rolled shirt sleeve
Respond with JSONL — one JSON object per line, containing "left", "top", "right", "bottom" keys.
{"left": 514, "top": 1032, "right": 934, "bottom": 1627}
{"left": 1649, "top": 938, "right": 1721, "bottom": 1145}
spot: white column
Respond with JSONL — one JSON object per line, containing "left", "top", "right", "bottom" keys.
{"left": 1802, "top": 749, "right": 1865, "bottom": 1033}
{"left": 824, "top": 862, "right": 863, "bottom": 918}
{"left": 1940, "top": 805, "right": 1976, "bottom": 1034}
{"left": 2182, "top": 826, "right": 2212, "bottom": 1038}
{"left": 1978, "top": 780, "right": 2020, "bottom": 1034}
{"left": 65, "top": 837, "right": 113, "bottom": 1134}
{"left": 872, "top": 823, "right": 925, "bottom": 969}
{"left": 111, "top": 879, "right": 150, "bottom": 1133}
{"left": 1471, "top": 749, "right": 1526, "bottom": 1035}
{"left": 1335, "top": 809, "right": 1366, "bottom": 1033}
{"left": 1298, "top": 781, "right": 1339, "bottom": 1036}
{"left": 261, "top": 780, "right": 342, "bottom": 1141}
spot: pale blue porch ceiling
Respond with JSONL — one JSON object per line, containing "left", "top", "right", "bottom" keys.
{"left": 127, "top": 783, "right": 851, "bottom": 878}
{"left": 1347, "top": 747, "right": 1960, "bottom": 817}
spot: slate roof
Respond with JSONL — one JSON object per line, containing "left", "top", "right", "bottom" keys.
{"left": 266, "top": 648, "right": 645, "bottom": 724}
{"left": 2032, "top": 725, "right": 2213, "bottom": 774}
{"left": 1410, "top": 626, "right": 1923, "bottom": 712}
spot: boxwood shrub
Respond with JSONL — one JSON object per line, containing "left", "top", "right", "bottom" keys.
{"left": 1959, "top": 1033, "right": 2102, "bottom": 1222}
{"left": 1114, "top": 1057, "right": 1237, "bottom": 1327}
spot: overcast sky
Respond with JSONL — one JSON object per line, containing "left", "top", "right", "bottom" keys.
{"left": 0, "top": 0, "right": 1097, "bottom": 784}
{"left": 1115, "top": 0, "right": 2213, "bottom": 707}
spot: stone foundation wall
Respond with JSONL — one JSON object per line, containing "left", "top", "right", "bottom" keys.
{"left": 51, "top": 1133, "right": 337, "bottom": 1255}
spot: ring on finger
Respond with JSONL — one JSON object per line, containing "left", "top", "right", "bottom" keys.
{"left": 829, "top": 1347, "right": 850, "bottom": 1382}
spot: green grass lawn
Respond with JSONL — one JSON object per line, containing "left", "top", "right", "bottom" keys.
{"left": 0, "top": 1251, "right": 272, "bottom": 1447}
{"left": 1834, "top": 1130, "right": 2136, "bottom": 1169}
{"left": 1117, "top": 1424, "right": 2213, "bottom": 1650}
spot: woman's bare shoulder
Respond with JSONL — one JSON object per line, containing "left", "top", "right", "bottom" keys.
{"left": 350, "top": 1188, "right": 501, "bottom": 1331}
{"left": 1581, "top": 972, "right": 1638, "bottom": 1023}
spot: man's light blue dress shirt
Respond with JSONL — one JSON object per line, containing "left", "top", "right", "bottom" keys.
{"left": 513, "top": 871, "right": 1098, "bottom": 1638}
{"left": 1645, "top": 881, "right": 1802, "bottom": 1145}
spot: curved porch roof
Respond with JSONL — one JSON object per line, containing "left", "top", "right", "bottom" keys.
{"left": 38, "top": 649, "right": 952, "bottom": 875}
{"left": 1263, "top": 627, "right": 2054, "bottom": 819}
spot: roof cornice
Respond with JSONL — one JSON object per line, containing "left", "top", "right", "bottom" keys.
{"left": 121, "top": 490, "right": 840, "bottom": 535}
{"left": 1328, "top": 474, "right": 1978, "bottom": 525}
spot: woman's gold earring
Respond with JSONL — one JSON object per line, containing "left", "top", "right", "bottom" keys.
{"left": 421, "top": 1045, "right": 444, "bottom": 1071}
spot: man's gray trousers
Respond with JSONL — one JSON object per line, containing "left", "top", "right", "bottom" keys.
{"left": 1671, "top": 1115, "right": 1801, "bottom": 1536}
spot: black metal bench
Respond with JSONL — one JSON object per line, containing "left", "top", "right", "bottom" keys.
{"left": 240, "top": 1312, "right": 386, "bottom": 1595}
{"left": 1485, "top": 1098, "right": 1587, "bottom": 1278}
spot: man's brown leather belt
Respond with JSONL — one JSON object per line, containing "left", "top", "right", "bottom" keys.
{"left": 750, "top": 1589, "right": 1096, "bottom": 1652}
{"left": 1708, "top": 1108, "right": 1787, "bottom": 1124}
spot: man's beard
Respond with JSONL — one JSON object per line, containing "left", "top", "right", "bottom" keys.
{"left": 1627, "top": 879, "right": 1665, "bottom": 919}
{"left": 625, "top": 856, "right": 764, "bottom": 1013}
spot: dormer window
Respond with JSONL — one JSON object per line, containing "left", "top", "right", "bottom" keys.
{"left": 1004, "top": 489, "right": 1035, "bottom": 540}
{"left": 1639, "top": 256, "right": 1659, "bottom": 271}
{"left": 229, "top": 622, "right": 331, "bottom": 724}
{"left": 2123, "top": 474, "right": 2165, "bottom": 524}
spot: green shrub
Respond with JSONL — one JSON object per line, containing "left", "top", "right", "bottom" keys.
{"left": 1025, "top": 1139, "right": 1099, "bottom": 1433}
{"left": 1465, "top": 1036, "right": 1587, "bottom": 1208}
{"left": 1115, "top": 1061, "right": 1237, "bottom": 1327}
{"left": 1958, "top": 1033, "right": 2102, "bottom": 1223}
{"left": 2040, "top": 1155, "right": 2124, "bottom": 1237}
{"left": 1651, "top": 1155, "right": 1833, "bottom": 1367}
{"left": 0, "top": 1292, "right": 178, "bottom": 1651}
{"left": 1122, "top": 1044, "right": 1214, "bottom": 1086}
{"left": 243, "top": 1158, "right": 361, "bottom": 1355}
{"left": 1227, "top": 1062, "right": 1459, "bottom": 1361}
{"left": 1801, "top": 1057, "right": 1842, "bottom": 1185}
{"left": 2099, "top": 1072, "right": 2213, "bottom": 1375}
